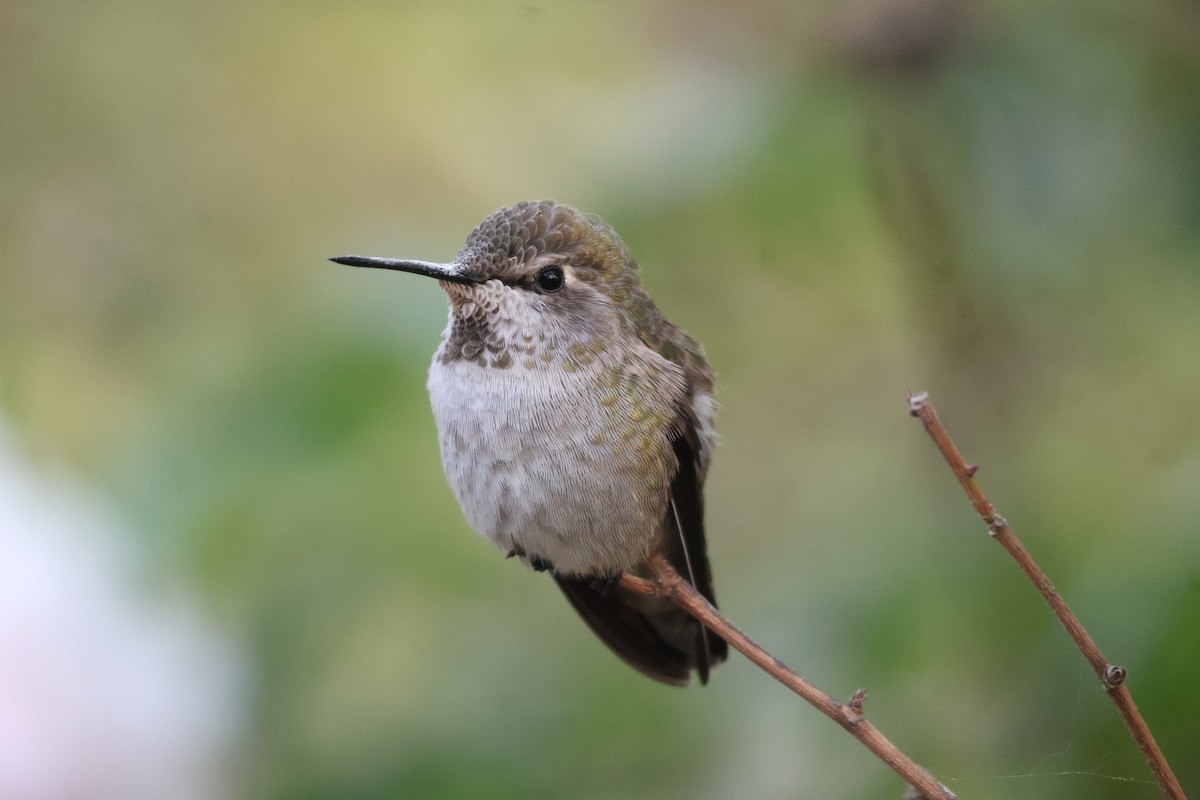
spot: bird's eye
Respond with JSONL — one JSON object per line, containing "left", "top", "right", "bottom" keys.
{"left": 535, "top": 266, "right": 565, "bottom": 293}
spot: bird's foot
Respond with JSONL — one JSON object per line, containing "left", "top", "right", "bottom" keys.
{"left": 506, "top": 545, "right": 553, "bottom": 573}
{"left": 528, "top": 555, "right": 554, "bottom": 573}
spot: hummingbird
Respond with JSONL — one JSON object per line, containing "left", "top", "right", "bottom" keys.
{"left": 332, "top": 201, "right": 727, "bottom": 685}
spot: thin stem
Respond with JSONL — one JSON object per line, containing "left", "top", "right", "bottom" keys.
{"left": 621, "top": 555, "right": 957, "bottom": 800}
{"left": 907, "top": 391, "right": 1185, "bottom": 800}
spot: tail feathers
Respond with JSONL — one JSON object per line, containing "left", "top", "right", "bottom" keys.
{"left": 553, "top": 574, "right": 726, "bottom": 686}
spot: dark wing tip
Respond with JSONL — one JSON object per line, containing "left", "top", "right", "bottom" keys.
{"left": 665, "top": 404, "right": 727, "bottom": 684}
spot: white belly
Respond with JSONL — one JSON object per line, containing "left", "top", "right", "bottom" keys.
{"left": 427, "top": 358, "right": 676, "bottom": 576}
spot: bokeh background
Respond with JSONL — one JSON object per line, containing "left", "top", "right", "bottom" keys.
{"left": 3, "top": 0, "right": 1199, "bottom": 798}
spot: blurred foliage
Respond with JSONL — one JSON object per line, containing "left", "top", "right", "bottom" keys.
{"left": 3, "top": 0, "right": 1200, "bottom": 797}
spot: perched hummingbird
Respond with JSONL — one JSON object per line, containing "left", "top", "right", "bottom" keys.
{"left": 332, "top": 201, "right": 727, "bottom": 685}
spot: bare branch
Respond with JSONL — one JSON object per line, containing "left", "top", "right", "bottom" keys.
{"left": 621, "top": 554, "right": 957, "bottom": 800}
{"left": 907, "top": 391, "right": 1185, "bottom": 800}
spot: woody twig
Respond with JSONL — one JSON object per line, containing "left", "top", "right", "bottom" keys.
{"left": 908, "top": 391, "right": 1185, "bottom": 800}
{"left": 621, "top": 556, "right": 956, "bottom": 800}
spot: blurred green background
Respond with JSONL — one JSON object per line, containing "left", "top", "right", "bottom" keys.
{"left": 3, "top": 0, "right": 1199, "bottom": 797}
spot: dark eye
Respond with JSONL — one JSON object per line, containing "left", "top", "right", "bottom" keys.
{"left": 535, "top": 266, "right": 565, "bottom": 293}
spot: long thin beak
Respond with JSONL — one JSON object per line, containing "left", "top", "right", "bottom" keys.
{"left": 329, "top": 255, "right": 480, "bottom": 285}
